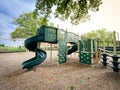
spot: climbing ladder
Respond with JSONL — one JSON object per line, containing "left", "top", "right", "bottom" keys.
{"left": 79, "top": 39, "right": 98, "bottom": 64}
{"left": 58, "top": 30, "right": 67, "bottom": 64}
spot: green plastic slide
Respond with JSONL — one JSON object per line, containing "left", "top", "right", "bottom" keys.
{"left": 67, "top": 43, "right": 78, "bottom": 55}
{"left": 22, "top": 35, "right": 47, "bottom": 70}
{"left": 22, "top": 25, "right": 57, "bottom": 69}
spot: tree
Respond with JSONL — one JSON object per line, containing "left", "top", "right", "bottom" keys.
{"left": 11, "top": 12, "right": 49, "bottom": 38}
{"left": 35, "top": 0, "right": 102, "bottom": 25}
{"left": 85, "top": 29, "right": 114, "bottom": 48}
{"left": 85, "top": 30, "right": 96, "bottom": 39}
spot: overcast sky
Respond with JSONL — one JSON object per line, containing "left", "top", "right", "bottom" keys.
{"left": 0, "top": 0, "right": 120, "bottom": 39}
{"left": 55, "top": 0, "right": 120, "bottom": 35}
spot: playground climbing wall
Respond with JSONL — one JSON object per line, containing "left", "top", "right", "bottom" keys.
{"left": 79, "top": 39, "right": 92, "bottom": 64}
{"left": 58, "top": 30, "right": 67, "bottom": 64}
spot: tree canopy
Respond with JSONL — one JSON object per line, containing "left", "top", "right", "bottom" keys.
{"left": 11, "top": 12, "right": 49, "bottom": 39}
{"left": 85, "top": 29, "right": 113, "bottom": 42}
{"left": 84, "top": 29, "right": 114, "bottom": 47}
{"left": 35, "top": 0, "right": 102, "bottom": 25}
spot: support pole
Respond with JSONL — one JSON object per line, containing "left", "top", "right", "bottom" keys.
{"left": 36, "top": 42, "right": 40, "bottom": 57}
{"left": 118, "top": 33, "right": 120, "bottom": 47}
{"left": 57, "top": 25, "right": 59, "bottom": 65}
{"left": 95, "top": 39, "right": 98, "bottom": 63}
{"left": 84, "top": 34, "right": 86, "bottom": 51}
{"left": 103, "top": 40, "right": 105, "bottom": 53}
{"left": 113, "top": 31, "right": 116, "bottom": 55}
{"left": 66, "top": 29, "right": 68, "bottom": 62}
{"left": 37, "top": 42, "right": 40, "bottom": 48}
{"left": 45, "top": 43, "right": 47, "bottom": 51}
{"left": 50, "top": 43, "right": 52, "bottom": 61}
{"left": 78, "top": 33, "right": 80, "bottom": 62}
{"left": 91, "top": 40, "right": 93, "bottom": 64}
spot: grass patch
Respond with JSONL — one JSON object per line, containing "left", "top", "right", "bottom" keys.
{"left": 0, "top": 46, "right": 26, "bottom": 53}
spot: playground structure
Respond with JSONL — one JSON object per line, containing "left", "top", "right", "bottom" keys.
{"left": 100, "top": 31, "right": 120, "bottom": 72}
{"left": 22, "top": 25, "right": 99, "bottom": 70}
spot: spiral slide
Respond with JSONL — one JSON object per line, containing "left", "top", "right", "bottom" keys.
{"left": 22, "top": 35, "right": 47, "bottom": 69}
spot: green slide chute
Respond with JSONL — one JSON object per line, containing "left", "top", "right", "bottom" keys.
{"left": 22, "top": 25, "right": 57, "bottom": 69}
{"left": 67, "top": 43, "right": 78, "bottom": 55}
{"left": 22, "top": 36, "right": 47, "bottom": 69}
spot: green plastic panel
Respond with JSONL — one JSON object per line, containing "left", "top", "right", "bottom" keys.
{"left": 58, "top": 30, "right": 67, "bottom": 64}
{"left": 79, "top": 52, "right": 92, "bottom": 64}
{"left": 86, "top": 39, "right": 91, "bottom": 52}
{"left": 79, "top": 40, "right": 84, "bottom": 51}
{"left": 45, "top": 27, "right": 57, "bottom": 42}
{"left": 36, "top": 25, "right": 57, "bottom": 43}
{"left": 79, "top": 40, "right": 92, "bottom": 64}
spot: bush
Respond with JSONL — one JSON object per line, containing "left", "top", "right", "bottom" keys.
{"left": 0, "top": 44, "right": 5, "bottom": 47}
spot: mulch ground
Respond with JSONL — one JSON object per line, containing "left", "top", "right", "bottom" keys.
{"left": 0, "top": 51, "right": 120, "bottom": 90}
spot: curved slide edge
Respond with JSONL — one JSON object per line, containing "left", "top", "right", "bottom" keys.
{"left": 67, "top": 44, "right": 78, "bottom": 55}
{"left": 22, "top": 49, "right": 47, "bottom": 69}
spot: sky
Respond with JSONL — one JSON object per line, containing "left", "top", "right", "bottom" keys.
{"left": 0, "top": 0, "right": 35, "bottom": 38}
{"left": 0, "top": 0, "right": 120, "bottom": 39}
{"left": 54, "top": 0, "right": 120, "bottom": 35}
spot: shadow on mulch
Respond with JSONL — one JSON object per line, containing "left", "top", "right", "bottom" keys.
{"left": 104, "top": 71, "right": 120, "bottom": 80}
{"left": 3, "top": 68, "right": 37, "bottom": 79}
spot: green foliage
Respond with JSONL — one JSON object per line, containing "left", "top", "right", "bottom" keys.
{"left": 49, "top": 22, "right": 55, "bottom": 27}
{"left": 0, "top": 46, "right": 26, "bottom": 53}
{"left": 85, "top": 29, "right": 114, "bottom": 47}
{"left": 35, "top": 0, "right": 102, "bottom": 25}
{"left": 0, "top": 44, "right": 5, "bottom": 47}
{"left": 11, "top": 12, "right": 49, "bottom": 38}
{"left": 85, "top": 29, "right": 113, "bottom": 42}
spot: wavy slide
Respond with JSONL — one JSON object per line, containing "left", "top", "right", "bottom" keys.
{"left": 22, "top": 35, "right": 47, "bottom": 70}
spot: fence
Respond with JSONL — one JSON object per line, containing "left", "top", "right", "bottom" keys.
{"left": 0, "top": 38, "right": 26, "bottom": 53}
